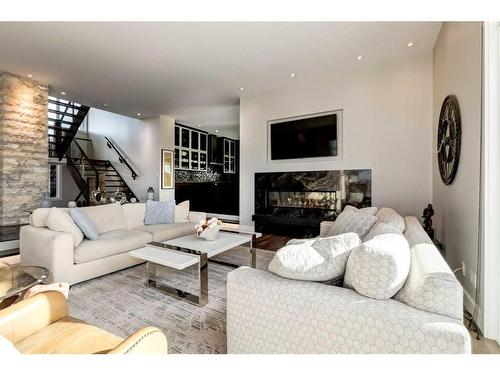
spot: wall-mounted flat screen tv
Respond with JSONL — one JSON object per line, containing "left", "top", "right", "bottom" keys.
{"left": 268, "top": 110, "right": 342, "bottom": 161}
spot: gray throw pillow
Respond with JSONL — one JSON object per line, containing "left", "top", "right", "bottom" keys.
{"left": 69, "top": 208, "right": 100, "bottom": 240}
{"left": 144, "top": 200, "right": 176, "bottom": 225}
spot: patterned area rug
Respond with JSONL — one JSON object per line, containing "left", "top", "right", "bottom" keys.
{"left": 68, "top": 246, "right": 274, "bottom": 354}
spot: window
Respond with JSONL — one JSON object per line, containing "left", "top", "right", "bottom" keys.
{"left": 48, "top": 164, "right": 62, "bottom": 200}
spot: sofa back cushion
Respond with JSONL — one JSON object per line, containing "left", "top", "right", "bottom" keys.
{"left": 363, "top": 222, "right": 402, "bottom": 242}
{"left": 122, "top": 203, "right": 146, "bottom": 229}
{"left": 376, "top": 207, "right": 405, "bottom": 232}
{"left": 79, "top": 203, "right": 127, "bottom": 234}
{"left": 30, "top": 207, "right": 69, "bottom": 227}
{"left": 329, "top": 210, "right": 377, "bottom": 238}
{"left": 395, "top": 216, "right": 463, "bottom": 320}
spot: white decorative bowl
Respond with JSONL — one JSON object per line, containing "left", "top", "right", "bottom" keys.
{"left": 197, "top": 225, "right": 222, "bottom": 241}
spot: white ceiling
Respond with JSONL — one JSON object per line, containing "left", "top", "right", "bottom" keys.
{"left": 0, "top": 22, "right": 441, "bottom": 134}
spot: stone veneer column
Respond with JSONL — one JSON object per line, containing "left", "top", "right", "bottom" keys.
{"left": 0, "top": 72, "right": 49, "bottom": 226}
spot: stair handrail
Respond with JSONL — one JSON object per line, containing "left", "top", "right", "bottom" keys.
{"left": 69, "top": 140, "right": 100, "bottom": 186}
{"left": 104, "top": 136, "right": 138, "bottom": 180}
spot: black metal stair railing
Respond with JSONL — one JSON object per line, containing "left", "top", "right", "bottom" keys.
{"left": 104, "top": 136, "right": 138, "bottom": 179}
{"left": 66, "top": 139, "right": 139, "bottom": 205}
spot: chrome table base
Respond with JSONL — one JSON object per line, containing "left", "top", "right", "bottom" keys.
{"left": 144, "top": 232, "right": 256, "bottom": 306}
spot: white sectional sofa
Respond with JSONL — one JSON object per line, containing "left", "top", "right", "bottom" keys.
{"left": 20, "top": 203, "right": 206, "bottom": 285}
{"left": 226, "top": 216, "right": 471, "bottom": 354}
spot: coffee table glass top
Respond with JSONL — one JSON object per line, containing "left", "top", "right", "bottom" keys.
{"left": 0, "top": 264, "right": 48, "bottom": 302}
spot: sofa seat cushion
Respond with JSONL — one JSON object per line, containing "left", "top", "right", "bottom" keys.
{"left": 15, "top": 316, "right": 122, "bottom": 354}
{"left": 74, "top": 229, "right": 153, "bottom": 264}
{"left": 135, "top": 223, "right": 195, "bottom": 242}
{"left": 79, "top": 203, "right": 128, "bottom": 234}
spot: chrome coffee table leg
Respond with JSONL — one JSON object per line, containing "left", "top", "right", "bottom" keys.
{"left": 145, "top": 254, "right": 208, "bottom": 307}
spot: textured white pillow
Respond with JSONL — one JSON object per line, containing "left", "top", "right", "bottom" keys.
{"left": 376, "top": 207, "right": 405, "bottom": 232}
{"left": 363, "top": 222, "right": 403, "bottom": 242}
{"left": 344, "top": 233, "right": 410, "bottom": 299}
{"left": 343, "top": 205, "right": 378, "bottom": 216}
{"left": 0, "top": 335, "right": 19, "bottom": 355}
{"left": 329, "top": 211, "right": 377, "bottom": 238}
{"left": 174, "top": 200, "right": 190, "bottom": 223}
{"left": 45, "top": 207, "right": 84, "bottom": 247}
{"left": 268, "top": 233, "right": 361, "bottom": 281}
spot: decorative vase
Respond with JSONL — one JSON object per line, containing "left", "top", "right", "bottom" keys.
{"left": 110, "top": 188, "right": 127, "bottom": 205}
{"left": 147, "top": 187, "right": 154, "bottom": 201}
{"left": 67, "top": 201, "right": 77, "bottom": 208}
{"left": 39, "top": 192, "right": 52, "bottom": 208}
{"left": 90, "top": 187, "right": 107, "bottom": 205}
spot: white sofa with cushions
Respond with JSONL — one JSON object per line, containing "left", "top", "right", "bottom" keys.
{"left": 20, "top": 203, "right": 205, "bottom": 285}
{"left": 227, "top": 214, "right": 471, "bottom": 354}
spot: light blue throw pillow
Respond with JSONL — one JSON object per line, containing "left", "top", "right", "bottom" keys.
{"left": 144, "top": 200, "right": 176, "bottom": 225}
{"left": 70, "top": 208, "right": 100, "bottom": 240}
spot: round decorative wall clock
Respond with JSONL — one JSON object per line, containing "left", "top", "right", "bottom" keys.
{"left": 437, "top": 95, "right": 461, "bottom": 185}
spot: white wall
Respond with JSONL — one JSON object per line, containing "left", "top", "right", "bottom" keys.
{"left": 432, "top": 22, "right": 482, "bottom": 315}
{"left": 239, "top": 54, "right": 434, "bottom": 227}
{"left": 87, "top": 109, "right": 175, "bottom": 201}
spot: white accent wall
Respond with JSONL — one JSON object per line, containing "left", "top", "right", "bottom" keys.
{"left": 239, "top": 54, "right": 434, "bottom": 226}
{"left": 87, "top": 109, "right": 175, "bottom": 202}
{"left": 432, "top": 22, "right": 482, "bottom": 318}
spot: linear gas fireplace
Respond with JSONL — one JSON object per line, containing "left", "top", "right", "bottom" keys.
{"left": 253, "top": 169, "right": 371, "bottom": 237}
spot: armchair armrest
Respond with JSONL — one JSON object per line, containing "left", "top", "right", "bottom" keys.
{"left": 107, "top": 327, "right": 168, "bottom": 354}
{"left": 0, "top": 291, "right": 68, "bottom": 344}
{"left": 20, "top": 226, "right": 74, "bottom": 284}
{"left": 188, "top": 211, "right": 206, "bottom": 223}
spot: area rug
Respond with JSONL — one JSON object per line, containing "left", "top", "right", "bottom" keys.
{"left": 68, "top": 246, "right": 274, "bottom": 354}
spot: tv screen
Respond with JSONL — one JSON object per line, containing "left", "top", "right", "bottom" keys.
{"left": 269, "top": 111, "right": 340, "bottom": 160}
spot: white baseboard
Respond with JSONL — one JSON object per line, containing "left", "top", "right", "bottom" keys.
{"left": 463, "top": 289, "right": 475, "bottom": 314}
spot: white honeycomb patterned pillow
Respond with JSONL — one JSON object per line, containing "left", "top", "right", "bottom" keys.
{"left": 268, "top": 233, "right": 361, "bottom": 281}
{"left": 376, "top": 207, "right": 405, "bottom": 232}
{"left": 344, "top": 233, "right": 410, "bottom": 299}
{"left": 329, "top": 211, "right": 377, "bottom": 238}
{"left": 363, "top": 222, "right": 403, "bottom": 242}
{"left": 343, "top": 205, "right": 378, "bottom": 216}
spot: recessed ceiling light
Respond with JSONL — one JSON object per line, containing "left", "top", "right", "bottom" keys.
{"left": 198, "top": 124, "right": 202, "bottom": 127}
{"left": 239, "top": 87, "right": 244, "bottom": 91}
{"left": 103, "top": 104, "right": 109, "bottom": 107}
{"left": 290, "top": 73, "right": 296, "bottom": 78}
{"left": 137, "top": 113, "right": 141, "bottom": 116}
{"left": 60, "top": 91, "right": 66, "bottom": 96}
{"left": 407, "top": 41, "right": 415, "bottom": 47}
{"left": 215, "top": 130, "right": 219, "bottom": 133}
{"left": 28, "top": 74, "right": 33, "bottom": 78}
{"left": 357, "top": 56, "right": 363, "bottom": 60}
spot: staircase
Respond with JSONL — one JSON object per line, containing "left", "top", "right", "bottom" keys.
{"left": 48, "top": 97, "right": 90, "bottom": 159}
{"left": 48, "top": 97, "right": 139, "bottom": 206}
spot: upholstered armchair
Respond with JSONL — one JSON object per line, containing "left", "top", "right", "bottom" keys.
{"left": 0, "top": 291, "right": 168, "bottom": 354}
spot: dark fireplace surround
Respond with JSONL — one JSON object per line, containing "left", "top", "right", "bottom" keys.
{"left": 252, "top": 169, "right": 372, "bottom": 237}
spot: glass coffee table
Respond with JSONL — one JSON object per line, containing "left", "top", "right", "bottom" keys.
{"left": 0, "top": 264, "right": 49, "bottom": 309}
{"left": 130, "top": 228, "right": 261, "bottom": 306}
